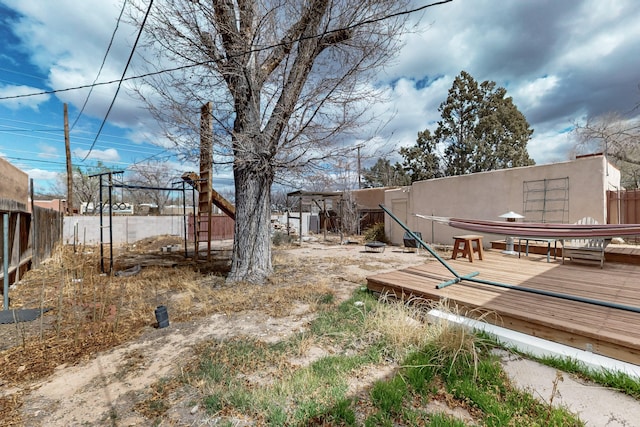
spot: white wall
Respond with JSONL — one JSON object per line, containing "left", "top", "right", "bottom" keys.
{"left": 271, "top": 212, "right": 317, "bottom": 236}
{"left": 64, "top": 216, "right": 186, "bottom": 245}
{"left": 384, "top": 156, "right": 620, "bottom": 246}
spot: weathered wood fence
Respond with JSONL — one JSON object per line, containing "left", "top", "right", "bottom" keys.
{"left": 607, "top": 189, "right": 640, "bottom": 243}
{"left": 1, "top": 199, "right": 63, "bottom": 291}
{"left": 187, "top": 213, "right": 234, "bottom": 240}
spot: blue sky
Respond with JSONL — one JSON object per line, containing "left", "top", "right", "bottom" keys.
{"left": 1, "top": 0, "right": 639, "bottom": 195}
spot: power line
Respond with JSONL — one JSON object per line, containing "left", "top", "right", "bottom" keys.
{"left": 0, "top": 116, "right": 156, "bottom": 143}
{"left": 0, "top": 131, "right": 163, "bottom": 157}
{"left": 0, "top": 1, "right": 452, "bottom": 102}
{"left": 71, "top": 0, "right": 129, "bottom": 130}
{"left": 1, "top": 0, "right": 450, "bottom": 173}
{"left": 0, "top": 128, "right": 63, "bottom": 132}
{"left": 82, "top": 0, "right": 154, "bottom": 161}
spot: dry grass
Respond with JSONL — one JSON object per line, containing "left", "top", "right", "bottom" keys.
{"left": 362, "top": 294, "right": 435, "bottom": 360}
{"left": 0, "top": 244, "right": 340, "bottom": 386}
{"left": 0, "top": 241, "right": 347, "bottom": 424}
{"left": 364, "top": 294, "right": 490, "bottom": 374}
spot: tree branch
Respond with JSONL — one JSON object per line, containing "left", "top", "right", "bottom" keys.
{"left": 259, "top": 0, "right": 327, "bottom": 83}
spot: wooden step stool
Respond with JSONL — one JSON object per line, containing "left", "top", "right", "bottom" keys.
{"left": 452, "top": 235, "right": 484, "bottom": 262}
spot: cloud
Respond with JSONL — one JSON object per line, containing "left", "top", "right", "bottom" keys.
{"left": 26, "top": 168, "right": 59, "bottom": 180}
{"left": 3, "top": 0, "right": 640, "bottom": 175}
{"left": 37, "top": 143, "right": 58, "bottom": 159}
{"left": 0, "top": 84, "right": 50, "bottom": 110}
{"left": 3, "top": 0, "right": 155, "bottom": 129}
{"left": 73, "top": 147, "right": 120, "bottom": 162}
{"left": 369, "top": 0, "right": 640, "bottom": 165}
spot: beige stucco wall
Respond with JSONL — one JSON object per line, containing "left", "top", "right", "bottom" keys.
{"left": 384, "top": 155, "right": 620, "bottom": 246}
{"left": 352, "top": 187, "right": 396, "bottom": 210}
{"left": 0, "top": 157, "right": 29, "bottom": 207}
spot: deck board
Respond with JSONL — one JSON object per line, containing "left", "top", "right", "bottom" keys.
{"left": 366, "top": 250, "right": 640, "bottom": 365}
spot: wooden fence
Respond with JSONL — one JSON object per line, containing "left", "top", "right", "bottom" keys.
{"left": 359, "top": 209, "right": 385, "bottom": 233}
{"left": 31, "top": 206, "right": 64, "bottom": 267}
{"left": 187, "top": 213, "right": 235, "bottom": 240}
{"left": 1, "top": 202, "right": 63, "bottom": 290}
{"left": 607, "top": 189, "right": 640, "bottom": 243}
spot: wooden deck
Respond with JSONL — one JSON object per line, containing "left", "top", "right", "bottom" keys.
{"left": 367, "top": 250, "right": 640, "bottom": 366}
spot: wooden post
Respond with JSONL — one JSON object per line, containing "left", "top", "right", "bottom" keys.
{"left": 199, "top": 102, "right": 214, "bottom": 258}
{"left": 64, "top": 103, "right": 74, "bottom": 215}
{"left": 30, "top": 178, "right": 38, "bottom": 267}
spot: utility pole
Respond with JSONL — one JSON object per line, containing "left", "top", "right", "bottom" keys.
{"left": 357, "top": 145, "right": 362, "bottom": 189}
{"left": 64, "top": 103, "right": 74, "bottom": 215}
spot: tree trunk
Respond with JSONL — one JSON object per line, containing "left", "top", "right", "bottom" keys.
{"left": 227, "top": 163, "right": 273, "bottom": 284}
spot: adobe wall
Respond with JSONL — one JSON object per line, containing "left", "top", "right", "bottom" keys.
{"left": 0, "top": 157, "right": 29, "bottom": 208}
{"left": 352, "top": 187, "right": 396, "bottom": 210}
{"left": 384, "top": 155, "right": 620, "bottom": 246}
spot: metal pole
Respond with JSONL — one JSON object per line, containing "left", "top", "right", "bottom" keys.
{"left": 192, "top": 185, "right": 197, "bottom": 259}
{"left": 380, "top": 204, "right": 463, "bottom": 278}
{"left": 108, "top": 172, "right": 114, "bottom": 274}
{"left": 380, "top": 204, "right": 640, "bottom": 315}
{"left": 357, "top": 145, "right": 361, "bottom": 189}
{"left": 299, "top": 196, "right": 302, "bottom": 245}
{"left": 99, "top": 175, "right": 104, "bottom": 273}
{"left": 30, "top": 178, "right": 37, "bottom": 267}
{"left": 182, "top": 181, "right": 188, "bottom": 258}
{"left": 3, "top": 213, "right": 9, "bottom": 310}
{"left": 463, "top": 275, "right": 640, "bottom": 314}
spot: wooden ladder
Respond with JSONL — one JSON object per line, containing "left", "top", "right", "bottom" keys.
{"left": 197, "top": 102, "right": 214, "bottom": 260}
{"left": 196, "top": 168, "right": 213, "bottom": 260}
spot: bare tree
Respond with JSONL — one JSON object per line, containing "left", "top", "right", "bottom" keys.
{"left": 574, "top": 112, "right": 640, "bottom": 188}
{"left": 126, "top": 160, "right": 180, "bottom": 211}
{"left": 55, "top": 163, "right": 110, "bottom": 214}
{"left": 131, "top": 0, "right": 451, "bottom": 283}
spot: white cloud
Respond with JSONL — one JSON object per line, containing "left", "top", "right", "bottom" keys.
{"left": 27, "top": 168, "right": 59, "bottom": 180}
{"left": 513, "top": 75, "right": 560, "bottom": 110}
{"left": 527, "top": 128, "right": 576, "bottom": 165}
{"left": 3, "top": 0, "right": 154, "bottom": 129}
{"left": 73, "top": 147, "right": 120, "bottom": 162}
{"left": 0, "top": 84, "right": 50, "bottom": 110}
{"left": 375, "top": 0, "right": 640, "bottom": 165}
{"left": 37, "top": 143, "right": 58, "bottom": 159}
{"left": 3, "top": 0, "right": 640, "bottom": 175}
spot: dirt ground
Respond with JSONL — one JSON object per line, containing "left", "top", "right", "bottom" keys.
{"left": 3, "top": 237, "right": 640, "bottom": 426}
{"left": 0, "top": 236, "right": 434, "bottom": 426}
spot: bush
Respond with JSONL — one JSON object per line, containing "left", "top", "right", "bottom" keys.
{"left": 364, "top": 223, "right": 387, "bottom": 243}
{"left": 272, "top": 231, "right": 293, "bottom": 246}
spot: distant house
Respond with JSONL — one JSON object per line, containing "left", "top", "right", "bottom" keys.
{"left": 80, "top": 202, "right": 134, "bottom": 215}
{"left": 0, "top": 156, "right": 28, "bottom": 210}
{"left": 32, "top": 198, "right": 67, "bottom": 212}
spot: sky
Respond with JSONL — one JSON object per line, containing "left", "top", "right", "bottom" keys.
{"left": 1, "top": 0, "right": 639, "bottom": 196}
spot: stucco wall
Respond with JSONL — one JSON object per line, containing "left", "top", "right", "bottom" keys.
{"left": 0, "top": 157, "right": 29, "bottom": 207}
{"left": 352, "top": 187, "right": 396, "bottom": 210}
{"left": 384, "top": 155, "right": 620, "bottom": 246}
{"left": 64, "top": 216, "right": 186, "bottom": 245}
